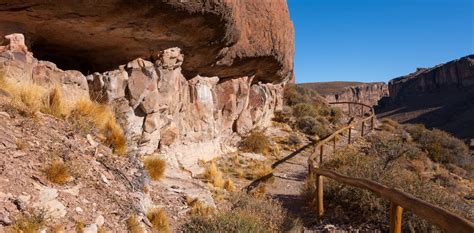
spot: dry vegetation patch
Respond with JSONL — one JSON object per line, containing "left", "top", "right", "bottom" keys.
{"left": 44, "top": 160, "right": 71, "bottom": 185}
{"left": 143, "top": 155, "right": 166, "bottom": 181}
{"left": 147, "top": 208, "right": 170, "bottom": 233}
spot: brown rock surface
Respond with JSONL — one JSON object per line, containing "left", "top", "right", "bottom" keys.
{"left": 0, "top": 0, "right": 294, "bottom": 83}
{"left": 300, "top": 82, "right": 389, "bottom": 107}
{"left": 376, "top": 55, "right": 474, "bottom": 139}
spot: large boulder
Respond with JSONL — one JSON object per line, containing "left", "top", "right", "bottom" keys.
{"left": 0, "top": 0, "right": 294, "bottom": 83}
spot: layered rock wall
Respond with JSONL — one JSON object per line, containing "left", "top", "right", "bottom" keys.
{"left": 324, "top": 82, "right": 388, "bottom": 107}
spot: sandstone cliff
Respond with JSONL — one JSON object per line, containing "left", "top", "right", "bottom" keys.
{"left": 300, "top": 82, "right": 389, "bottom": 107}
{"left": 376, "top": 55, "right": 474, "bottom": 139}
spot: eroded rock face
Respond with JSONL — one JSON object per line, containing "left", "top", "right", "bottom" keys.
{"left": 88, "top": 47, "right": 284, "bottom": 170}
{"left": 376, "top": 55, "right": 474, "bottom": 139}
{"left": 0, "top": 0, "right": 294, "bottom": 83}
{"left": 324, "top": 82, "right": 389, "bottom": 107}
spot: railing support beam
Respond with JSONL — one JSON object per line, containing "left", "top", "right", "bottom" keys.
{"left": 348, "top": 128, "right": 352, "bottom": 144}
{"left": 361, "top": 121, "right": 365, "bottom": 136}
{"left": 390, "top": 202, "right": 403, "bottom": 233}
{"left": 316, "top": 174, "right": 324, "bottom": 218}
{"left": 319, "top": 145, "right": 324, "bottom": 164}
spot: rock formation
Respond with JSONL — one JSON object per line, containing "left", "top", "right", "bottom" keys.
{"left": 300, "top": 82, "right": 389, "bottom": 108}
{"left": 0, "top": 0, "right": 294, "bottom": 83}
{"left": 376, "top": 55, "right": 474, "bottom": 139}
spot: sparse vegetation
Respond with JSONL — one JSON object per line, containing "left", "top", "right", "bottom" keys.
{"left": 296, "top": 116, "right": 329, "bottom": 137}
{"left": 44, "top": 160, "right": 70, "bottom": 184}
{"left": 127, "top": 214, "right": 144, "bottom": 233}
{"left": 147, "top": 208, "right": 170, "bottom": 233}
{"left": 10, "top": 212, "right": 45, "bottom": 233}
{"left": 203, "top": 161, "right": 225, "bottom": 188}
{"left": 187, "top": 198, "right": 216, "bottom": 217}
{"left": 143, "top": 155, "right": 166, "bottom": 181}
{"left": 224, "top": 178, "right": 235, "bottom": 192}
{"left": 182, "top": 193, "right": 301, "bottom": 233}
{"left": 239, "top": 130, "right": 271, "bottom": 155}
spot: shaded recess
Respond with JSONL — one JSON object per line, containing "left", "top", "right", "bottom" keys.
{"left": 0, "top": 0, "right": 294, "bottom": 82}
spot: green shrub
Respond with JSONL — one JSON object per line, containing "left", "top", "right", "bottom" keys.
{"left": 404, "top": 125, "right": 470, "bottom": 167}
{"left": 296, "top": 116, "right": 329, "bottom": 137}
{"left": 292, "top": 103, "right": 317, "bottom": 118}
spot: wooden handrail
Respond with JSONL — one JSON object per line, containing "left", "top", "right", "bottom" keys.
{"left": 306, "top": 101, "right": 474, "bottom": 232}
{"left": 308, "top": 166, "right": 474, "bottom": 233}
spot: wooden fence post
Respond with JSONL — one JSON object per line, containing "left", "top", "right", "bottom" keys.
{"left": 319, "top": 145, "right": 324, "bottom": 164}
{"left": 371, "top": 116, "right": 374, "bottom": 130}
{"left": 361, "top": 121, "right": 365, "bottom": 136}
{"left": 333, "top": 136, "right": 336, "bottom": 153}
{"left": 348, "top": 128, "right": 352, "bottom": 144}
{"left": 316, "top": 174, "right": 324, "bottom": 218}
{"left": 361, "top": 105, "right": 364, "bottom": 116}
{"left": 348, "top": 103, "right": 351, "bottom": 115}
{"left": 390, "top": 202, "right": 403, "bottom": 233}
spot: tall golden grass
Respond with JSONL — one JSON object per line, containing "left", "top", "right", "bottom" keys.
{"left": 0, "top": 74, "right": 127, "bottom": 155}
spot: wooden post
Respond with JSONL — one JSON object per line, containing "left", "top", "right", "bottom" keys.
{"left": 348, "top": 103, "right": 351, "bottom": 115}
{"left": 319, "top": 145, "right": 324, "bottom": 164}
{"left": 316, "top": 174, "right": 324, "bottom": 218}
{"left": 361, "top": 121, "right": 365, "bottom": 136}
{"left": 333, "top": 136, "right": 336, "bottom": 153}
{"left": 361, "top": 105, "right": 364, "bottom": 116}
{"left": 371, "top": 116, "right": 375, "bottom": 130}
{"left": 390, "top": 202, "right": 403, "bottom": 233}
{"left": 348, "top": 128, "right": 352, "bottom": 144}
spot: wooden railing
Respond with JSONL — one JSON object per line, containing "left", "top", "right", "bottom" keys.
{"left": 307, "top": 102, "right": 474, "bottom": 233}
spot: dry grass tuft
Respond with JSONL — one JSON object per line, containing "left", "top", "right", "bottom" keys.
{"left": 47, "top": 86, "right": 66, "bottom": 117}
{"left": 75, "top": 221, "right": 85, "bottom": 233}
{"left": 97, "top": 226, "right": 106, "bottom": 233}
{"left": 187, "top": 198, "right": 215, "bottom": 217}
{"left": 204, "top": 162, "right": 225, "bottom": 188}
{"left": 251, "top": 184, "right": 267, "bottom": 199}
{"left": 224, "top": 178, "right": 235, "bottom": 192}
{"left": 44, "top": 160, "right": 70, "bottom": 185}
{"left": 71, "top": 98, "right": 127, "bottom": 155}
{"left": 245, "top": 161, "right": 273, "bottom": 180}
{"left": 15, "top": 138, "right": 27, "bottom": 150}
{"left": 143, "top": 155, "right": 166, "bottom": 181}
{"left": 126, "top": 214, "right": 144, "bottom": 233}
{"left": 147, "top": 208, "right": 170, "bottom": 233}
{"left": 10, "top": 212, "right": 45, "bottom": 233}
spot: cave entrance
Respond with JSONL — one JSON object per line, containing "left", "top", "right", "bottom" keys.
{"left": 30, "top": 39, "right": 122, "bottom": 75}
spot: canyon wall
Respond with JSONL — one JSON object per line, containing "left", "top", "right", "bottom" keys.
{"left": 376, "top": 55, "right": 474, "bottom": 139}
{"left": 323, "top": 82, "right": 388, "bottom": 107}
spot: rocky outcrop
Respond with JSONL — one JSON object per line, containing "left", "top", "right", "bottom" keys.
{"left": 300, "top": 82, "right": 388, "bottom": 107}
{"left": 323, "top": 82, "right": 388, "bottom": 107}
{"left": 0, "top": 33, "right": 284, "bottom": 173}
{"left": 0, "top": 0, "right": 294, "bottom": 83}
{"left": 376, "top": 55, "right": 474, "bottom": 139}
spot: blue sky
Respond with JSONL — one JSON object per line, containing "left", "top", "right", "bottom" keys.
{"left": 288, "top": 0, "right": 473, "bottom": 83}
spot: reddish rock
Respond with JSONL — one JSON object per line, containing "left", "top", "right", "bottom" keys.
{"left": 0, "top": 0, "right": 294, "bottom": 83}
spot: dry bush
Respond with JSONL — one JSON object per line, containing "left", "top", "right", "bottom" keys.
{"left": 70, "top": 99, "right": 127, "bottom": 155}
{"left": 296, "top": 116, "right": 329, "bottom": 137}
{"left": 380, "top": 118, "right": 400, "bottom": 132}
{"left": 250, "top": 184, "right": 267, "bottom": 199}
{"left": 10, "top": 212, "right": 45, "bottom": 233}
{"left": 319, "top": 139, "right": 471, "bottom": 232}
{"left": 273, "top": 106, "right": 293, "bottom": 123}
{"left": 126, "top": 214, "right": 144, "bottom": 233}
{"left": 97, "top": 226, "right": 106, "bottom": 233}
{"left": 292, "top": 103, "right": 317, "bottom": 118}
{"left": 15, "top": 138, "right": 28, "bottom": 150}
{"left": 44, "top": 160, "right": 70, "bottom": 185}
{"left": 143, "top": 155, "right": 166, "bottom": 181}
{"left": 329, "top": 107, "right": 343, "bottom": 124}
{"left": 286, "top": 133, "right": 302, "bottom": 147}
{"left": 147, "top": 208, "right": 170, "bottom": 233}
{"left": 245, "top": 161, "right": 273, "bottom": 180}
{"left": 75, "top": 221, "right": 85, "bottom": 233}
{"left": 239, "top": 130, "right": 271, "bottom": 155}
{"left": 182, "top": 192, "right": 301, "bottom": 233}
{"left": 404, "top": 124, "right": 470, "bottom": 168}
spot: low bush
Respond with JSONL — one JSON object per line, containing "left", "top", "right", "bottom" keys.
{"left": 292, "top": 103, "right": 317, "bottom": 118}
{"left": 181, "top": 193, "right": 301, "bottom": 233}
{"left": 329, "top": 107, "right": 343, "bottom": 124}
{"left": 44, "top": 160, "right": 70, "bottom": 185}
{"left": 143, "top": 155, "right": 166, "bottom": 181}
{"left": 296, "top": 116, "right": 329, "bottom": 137}
{"left": 147, "top": 208, "right": 170, "bottom": 233}
{"left": 10, "top": 212, "right": 45, "bottom": 233}
{"left": 404, "top": 124, "right": 470, "bottom": 168}
{"left": 126, "top": 214, "right": 144, "bottom": 233}
{"left": 273, "top": 106, "right": 293, "bottom": 123}
{"left": 240, "top": 130, "right": 271, "bottom": 155}
{"left": 317, "top": 140, "right": 471, "bottom": 232}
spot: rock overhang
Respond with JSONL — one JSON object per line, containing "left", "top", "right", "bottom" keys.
{"left": 0, "top": 0, "right": 294, "bottom": 83}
